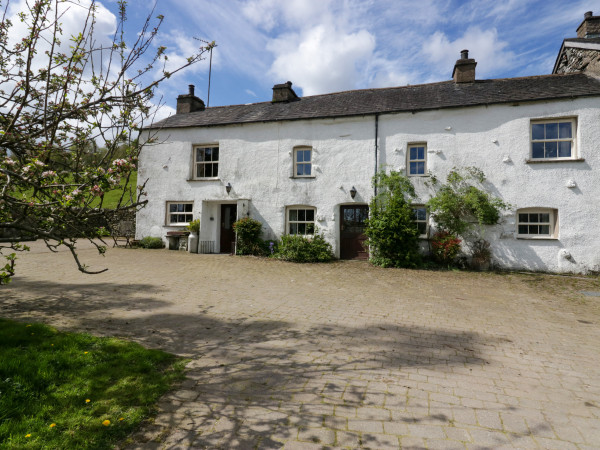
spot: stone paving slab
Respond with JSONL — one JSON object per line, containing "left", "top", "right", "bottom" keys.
{"left": 2, "top": 241, "right": 600, "bottom": 449}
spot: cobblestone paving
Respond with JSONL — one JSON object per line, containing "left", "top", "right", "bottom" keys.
{"left": 3, "top": 242, "right": 600, "bottom": 449}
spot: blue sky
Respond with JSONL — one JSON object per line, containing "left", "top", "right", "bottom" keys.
{"left": 13, "top": 1, "right": 597, "bottom": 116}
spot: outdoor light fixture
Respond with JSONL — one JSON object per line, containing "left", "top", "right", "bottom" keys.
{"left": 226, "top": 182, "right": 232, "bottom": 194}
{"left": 350, "top": 186, "right": 357, "bottom": 199}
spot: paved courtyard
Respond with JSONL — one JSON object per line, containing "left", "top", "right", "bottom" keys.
{"left": 3, "top": 241, "right": 600, "bottom": 449}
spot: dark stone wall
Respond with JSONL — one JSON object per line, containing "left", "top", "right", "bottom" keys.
{"left": 555, "top": 47, "right": 600, "bottom": 75}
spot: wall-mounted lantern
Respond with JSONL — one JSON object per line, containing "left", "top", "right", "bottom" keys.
{"left": 350, "top": 186, "right": 357, "bottom": 199}
{"left": 225, "top": 182, "right": 232, "bottom": 194}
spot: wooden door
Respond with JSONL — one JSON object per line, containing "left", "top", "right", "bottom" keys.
{"left": 340, "top": 205, "right": 369, "bottom": 260}
{"left": 220, "top": 204, "right": 237, "bottom": 253}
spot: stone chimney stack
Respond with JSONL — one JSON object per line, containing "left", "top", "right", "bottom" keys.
{"left": 452, "top": 50, "right": 477, "bottom": 83}
{"left": 272, "top": 81, "right": 299, "bottom": 103}
{"left": 577, "top": 11, "right": 600, "bottom": 38}
{"left": 176, "top": 84, "right": 205, "bottom": 114}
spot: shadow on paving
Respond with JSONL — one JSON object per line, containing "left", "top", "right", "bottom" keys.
{"left": 2, "top": 278, "right": 505, "bottom": 449}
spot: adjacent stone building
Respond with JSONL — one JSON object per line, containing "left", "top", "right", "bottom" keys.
{"left": 138, "top": 12, "right": 600, "bottom": 273}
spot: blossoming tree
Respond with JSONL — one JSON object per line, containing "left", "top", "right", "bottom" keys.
{"left": 0, "top": 0, "right": 213, "bottom": 284}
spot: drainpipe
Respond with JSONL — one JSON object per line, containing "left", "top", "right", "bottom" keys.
{"left": 374, "top": 114, "right": 379, "bottom": 196}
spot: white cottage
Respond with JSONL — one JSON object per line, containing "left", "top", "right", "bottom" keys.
{"left": 138, "top": 12, "right": 600, "bottom": 273}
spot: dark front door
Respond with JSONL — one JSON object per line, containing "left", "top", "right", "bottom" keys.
{"left": 340, "top": 205, "right": 369, "bottom": 260}
{"left": 220, "top": 204, "right": 237, "bottom": 253}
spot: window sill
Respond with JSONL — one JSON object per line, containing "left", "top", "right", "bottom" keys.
{"left": 408, "top": 174, "right": 429, "bottom": 177}
{"left": 186, "top": 177, "right": 220, "bottom": 181}
{"left": 526, "top": 158, "right": 584, "bottom": 164}
{"left": 516, "top": 236, "right": 558, "bottom": 240}
{"left": 290, "top": 176, "right": 316, "bottom": 179}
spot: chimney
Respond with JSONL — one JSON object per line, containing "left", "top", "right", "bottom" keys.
{"left": 577, "top": 11, "right": 600, "bottom": 38}
{"left": 272, "top": 81, "right": 299, "bottom": 103}
{"left": 452, "top": 49, "right": 477, "bottom": 83}
{"left": 176, "top": 84, "right": 205, "bottom": 114}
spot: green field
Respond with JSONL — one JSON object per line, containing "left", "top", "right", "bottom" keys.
{"left": 0, "top": 318, "right": 185, "bottom": 449}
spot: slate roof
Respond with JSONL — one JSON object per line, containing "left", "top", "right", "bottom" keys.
{"left": 148, "top": 73, "right": 600, "bottom": 129}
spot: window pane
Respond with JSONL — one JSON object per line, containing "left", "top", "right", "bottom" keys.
{"left": 410, "top": 162, "right": 418, "bottom": 174}
{"left": 539, "top": 225, "right": 550, "bottom": 235}
{"left": 213, "top": 148, "right": 219, "bottom": 161}
{"left": 304, "top": 164, "right": 311, "bottom": 176}
{"left": 178, "top": 214, "right": 186, "bottom": 223}
{"left": 518, "top": 213, "right": 528, "bottom": 223}
{"left": 306, "top": 209, "right": 314, "bottom": 221}
{"left": 196, "top": 148, "right": 204, "bottom": 162}
{"left": 170, "top": 204, "right": 177, "bottom": 212}
{"left": 185, "top": 204, "right": 193, "bottom": 212}
{"left": 296, "top": 150, "right": 304, "bottom": 163}
{"left": 417, "top": 222, "right": 426, "bottom": 235}
{"left": 417, "top": 147, "right": 425, "bottom": 160}
{"left": 559, "top": 122, "right": 572, "bottom": 139}
{"left": 298, "top": 223, "right": 306, "bottom": 235}
{"left": 213, "top": 164, "right": 218, "bottom": 177}
{"left": 289, "top": 210, "right": 297, "bottom": 221}
{"left": 416, "top": 162, "right": 425, "bottom": 174}
{"left": 410, "top": 147, "right": 418, "bottom": 160}
{"left": 204, "top": 148, "right": 212, "bottom": 161}
{"left": 529, "top": 214, "right": 539, "bottom": 223}
{"left": 169, "top": 214, "right": 176, "bottom": 223}
{"left": 532, "top": 124, "right": 545, "bottom": 140}
{"left": 532, "top": 142, "right": 544, "bottom": 159}
{"left": 545, "top": 123, "right": 558, "bottom": 139}
{"left": 545, "top": 142, "right": 557, "bottom": 158}
{"left": 416, "top": 208, "right": 426, "bottom": 220}
{"left": 205, "top": 164, "right": 213, "bottom": 177}
{"left": 306, "top": 223, "right": 315, "bottom": 235}
{"left": 298, "top": 210, "right": 305, "bottom": 221}
{"left": 539, "top": 213, "right": 550, "bottom": 223}
{"left": 304, "top": 150, "right": 311, "bottom": 162}
{"left": 518, "top": 225, "right": 528, "bottom": 234}
{"left": 197, "top": 164, "right": 205, "bottom": 178}
{"left": 289, "top": 223, "right": 297, "bottom": 234}
{"left": 558, "top": 141, "right": 571, "bottom": 157}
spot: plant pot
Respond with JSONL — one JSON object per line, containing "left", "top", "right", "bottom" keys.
{"left": 471, "top": 256, "right": 490, "bottom": 271}
{"left": 188, "top": 232, "right": 199, "bottom": 253}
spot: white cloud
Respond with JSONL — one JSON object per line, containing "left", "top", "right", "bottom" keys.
{"left": 423, "top": 27, "right": 516, "bottom": 80}
{"left": 268, "top": 25, "right": 376, "bottom": 95}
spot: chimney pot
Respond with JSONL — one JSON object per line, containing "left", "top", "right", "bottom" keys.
{"left": 189, "top": 84, "right": 195, "bottom": 96}
{"left": 584, "top": 11, "right": 593, "bottom": 19}
{"left": 577, "top": 10, "right": 600, "bottom": 38}
{"left": 461, "top": 49, "right": 469, "bottom": 59}
{"left": 176, "top": 85, "right": 205, "bottom": 114}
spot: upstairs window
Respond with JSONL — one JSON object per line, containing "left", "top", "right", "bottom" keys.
{"left": 408, "top": 144, "right": 426, "bottom": 176}
{"left": 167, "top": 202, "right": 193, "bottom": 225}
{"left": 287, "top": 207, "right": 315, "bottom": 236}
{"left": 195, "top": 146, "right": 219, "bottom": 178}
{"left": 530, "top": 119, "right": 575, "bottom": 160}
{"left": 412, "top": 206, "right": 428, "bottom": 237}
{"left": 517, "top": 208, "right": 557, "bottom": 238}
{"left": 294, "top": 147, "right": 312, "bottom": 177}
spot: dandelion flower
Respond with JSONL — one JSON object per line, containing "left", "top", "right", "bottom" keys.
{"left": 85, "top": 399, "right": 91, "bottom": 403}
{"left": 49, "top": 423, "right": 56, "bottom": 428}
{"left": 102, "top": 420, "right": 110, "bottom": 426}
{"left": 119, "top": 417, "right": 124, "bottom": 421}
{"left": 26, "top": 325, "right": 31, "bottom": 327}
{"left": 84, "top": 351, "right": 88, "bottom": 354}
{"left": 25, "top": 434, "right": 31, "bottom": 438}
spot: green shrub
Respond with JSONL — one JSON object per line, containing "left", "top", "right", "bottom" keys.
{"left": 233, "top": 217, "right": 265, "bottom": 256}
{"left": 186, "top": 219, "right": 200, "bottom": 233}
{"left": 365, "top": 170, "right": 422, "bottom": 268}
{"left": 431, "top": 231, "right": 461, "bottom": 265}
{"left": 139, "top": 236, "right": 164, "bottom": 249}
{"left": 275, "top": 233, "right": 334, "bottom": 263}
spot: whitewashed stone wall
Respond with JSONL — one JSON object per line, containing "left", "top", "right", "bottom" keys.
{"left": 138, "top": 96, "right": 600, "bottom": 273}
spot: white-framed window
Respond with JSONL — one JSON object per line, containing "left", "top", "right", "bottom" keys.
{"left": 293, "top": 146, "right": 312, "bottom": 177}
{"left": 167, "top": 202, "right": 193, "bottom": 225}
{"left": 517, "top": 208, "right": 558, "bottom": 238}
{"left": 412, "top": 206, "right": 428, "bottom": 237}
{"left": 407, "top": 144, "right": 427, "bottom": 176}
{"left": 530, "top": 119, "right": 576, "bottom": 160}
{"left": 194, "top": 145, "right": 219, "bottom": 178}
{"left": 287, "top": 206, "right": 316, "bottom": 236}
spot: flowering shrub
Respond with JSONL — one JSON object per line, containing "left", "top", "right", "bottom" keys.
{"left": 431, "top": 231, "right": 462, "bottom": 265}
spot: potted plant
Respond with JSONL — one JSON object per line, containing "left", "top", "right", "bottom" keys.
{"left": 186, "top": 219, "right": 200, "bottom": 253}
{"left": 471, "top": 239, "right": 491, "bottom": 271}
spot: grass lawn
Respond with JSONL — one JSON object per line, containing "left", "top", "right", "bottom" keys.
{"left": 0, "top": 318, "right": 185, "bottom": 449}
{"left": 92, "top": 171, "right": 137, "bottom": 209}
